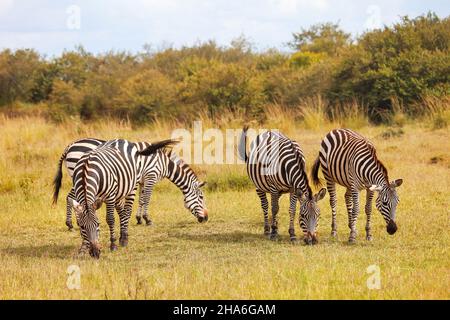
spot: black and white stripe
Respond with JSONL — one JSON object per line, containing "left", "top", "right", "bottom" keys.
{"left": 53, "top": 138, "right": 208, "bottom": 230}
{"left": 53, "top": 138, "right": 105, "bottom": 230}
{"left": 137, "top": 147, "right": 208, "bottom": 224}
{"left": 239, "top": 127, "right": 326, "bottom": 244}
{"left": 311, "top": 129, "right": 403, "bottom": 243}
{"left": 62, "top": 139, "right": 176, "bottom": 258}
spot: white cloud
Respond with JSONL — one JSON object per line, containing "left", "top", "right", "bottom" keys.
{"left": 139, "top": 0, "right": 179, "bottom": 10}
{"left": 0, "top": 0, "right": 14, "bottom": 16}
{"left": 269, "top": 0, "right": 329, "bottom": 15}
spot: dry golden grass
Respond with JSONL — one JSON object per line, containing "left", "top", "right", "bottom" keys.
{"left": 0, "top": 113, "right": 448, "bottom": 299}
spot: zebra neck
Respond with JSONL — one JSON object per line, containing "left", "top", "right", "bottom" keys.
{"left": 291, "top": 168, "right": 312, "bottom": 198}
{"left": 366, "top": 161, "right": 390, "bottom": 187}
{"left": 368, "top": 174, "right": 389, "bottom": 188}
{"left": 166, "top": 160, "right": 191, "bottom": 194}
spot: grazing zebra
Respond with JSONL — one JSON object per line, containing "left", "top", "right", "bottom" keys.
{"left": 62, "top": 138, "right": 176, "bottom": 258}
{"left": 239, "top": 127, "right": 326, "bottom": 244}
{"left": 53, "top": 138, "right": 104, "bottom": 230}
{"left": 53, "top": 138, "right": 208, "bottom": 230}
{"left": 137, "top": 148, "right": 208, "bottom": 224}
{"left": 311, "top": 129, "right": 403, "bottom": 243}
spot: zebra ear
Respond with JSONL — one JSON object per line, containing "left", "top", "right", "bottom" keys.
{"left": 71, "top": 199, "right": 84, "bottom": 216}
{"left": 93, "top": 198, "right": 103, "bottom": 210}
{"left": 295, "top": 189, "right": 306, "bottom": 201}
{"left": 198, "top": 181, "right": 207, "bottom": 188}
{"left": 390, "top": 179, "right": 403, "bottom": 188}
{"left": 314, "top": 188, "right": 327, "bottom": 201}
{"left": 369, "top": 185, "right": 383, "bottom": 192}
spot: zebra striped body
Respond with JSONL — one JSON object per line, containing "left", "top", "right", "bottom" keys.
{"left": 53, "top": 138, "right": 208, "bottom": 231}
{"left": 71, "top": 139, "right": 145, "bottom": 258}
{"left": 136, "top": 148, "right": 208, "bottom": 223}
{"left": 311, "top": 129, "right": 403, "bottom": 243}
{"left": 239, "top": 127, "right": 326, "bottom": 244}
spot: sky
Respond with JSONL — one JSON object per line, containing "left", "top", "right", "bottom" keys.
{"left": 0, "top": 0, "right": 448, "bottom": 56}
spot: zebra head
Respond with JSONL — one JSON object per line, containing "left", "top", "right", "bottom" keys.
{"left": 298, "top": 188, "right": 327, "bottom": 245}
{"left": 71, "top": 198, "right": 103, "bottom": 258}
{"left": 370, "top": 179, "right": 403, "bottom": 235}
{"left": 183, "top": 180, "right": 208, "bottom": 223}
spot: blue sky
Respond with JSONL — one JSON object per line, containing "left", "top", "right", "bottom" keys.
{"left": 0, "top": 0, "right": 448, "bottom": 56}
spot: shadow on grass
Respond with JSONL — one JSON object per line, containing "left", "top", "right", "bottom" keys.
{"left": 1, "top": 244, "right": 75, "bottom": 260}
{"left": 174, "top": 230, "right": 296, "bottom": 244}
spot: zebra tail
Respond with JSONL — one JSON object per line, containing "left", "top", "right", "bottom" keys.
{"left": 52, "top": 149, "right": 68, "bottom": 205}
{"left": 311, "top": 156, "right": 323, "bottom": 188}
{"left": 138, "top": 139, "right": 179, "bottom": 156}
{"left": 238, "top": 125, "right": 249, "bottom": 162}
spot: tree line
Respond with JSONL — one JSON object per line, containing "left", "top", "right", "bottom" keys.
{"left": 0, "top": 12, "right": 448, "bottom": 124}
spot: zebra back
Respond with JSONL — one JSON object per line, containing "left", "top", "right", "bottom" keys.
{"left": 247, "top": 130, "right": 312, "bottom": 198}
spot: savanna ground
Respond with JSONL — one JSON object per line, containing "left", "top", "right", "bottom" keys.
{"left": 0, "top": 112, "right": 448, "bottom": 300}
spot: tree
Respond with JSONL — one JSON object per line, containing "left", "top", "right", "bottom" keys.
{"left": 288, "top": 22, "right": 351, "bottom": 56}
{"left": 0, "top": 49, "right": 43, "bottom": 106}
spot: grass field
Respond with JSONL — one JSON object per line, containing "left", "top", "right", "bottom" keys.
{"left": 0, "top": 115, "right": 449, "bottom": 299}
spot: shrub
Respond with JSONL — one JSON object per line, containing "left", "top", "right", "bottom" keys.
{"left": 114, "top": 69, "right": 178, "bottom": 124}
{"left": 180, "top": 60, "right": 266, "bottom": 117}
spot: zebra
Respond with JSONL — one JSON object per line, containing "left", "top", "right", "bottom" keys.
{"left": 311, "top": 129, "right": 403, "bottom": 243}
{"left": 239, "top": 126, "right": 327, "bottom": 244}
{"left": 136, "top": 146, "right": 208, "bottom": 224}
{"left": 53, "top": 138, "right": 208, "bottom": 230}
{"left": 60, "top": 138, "right": 177, "bottom": 258}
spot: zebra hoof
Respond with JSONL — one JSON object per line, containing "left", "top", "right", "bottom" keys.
{"left": 366, "top": 235, "right": 373, "bottom": 241}
{"left": 145, "top": 220, "right": 153, "bottom": 227}
{"left": 290, "top": 237, "right": 299, "bottom": 244}
{"left": 110, "top": 244, "right": 118, "bottom": 252}
{"left": 136, "top": 217, "right": 142, "bottom": 225}
{"left": 348, "top": 238, "right": 357, "bottom": 245}
{"left": 269, "top": 233, "right": 279, "bottom": 241}
{"left": 331, "top": 231, "right": 338, "bottom": 238}
{"left": 119, "top": 238, "right": 128, "bottom": 247}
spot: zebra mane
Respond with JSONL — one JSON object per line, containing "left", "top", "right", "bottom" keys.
{"left": 377, "top": 159, "right": 390, "bottom": 183}
{"left": 79, "top": 154, "right": 90, "bottom": 210}
{"left": 290, "top": 140, "right": 313, "bottom": 199}
{"left": 369, "top": 144, "right": 390, "bottom": 183}
{"left": 167, "top": 150, "right": 199, "bottom": 181}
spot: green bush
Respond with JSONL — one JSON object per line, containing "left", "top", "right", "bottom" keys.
{"left": 180, "top": 60, "right": 266, "bottom": 116}
{"left": 114, "top": 69, "right": 178, "bottom": 124}
{"left": 0, "top": 13, "right": 448, "bottom": 125}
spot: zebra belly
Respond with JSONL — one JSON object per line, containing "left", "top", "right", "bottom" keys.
{"left": 248, "top": 165, "right": 290, "bottom": 193}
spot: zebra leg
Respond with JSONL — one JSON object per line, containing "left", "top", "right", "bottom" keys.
{"left": 65, "top": 188, "right": 75, "bottom": 231}
{"left": 141, "top": 176, "right": 157, "bottom": 226}
{"left": 344, "top": 189, "right": 353, "bottom": 230}
{"left": 136, "top": 182, "right": 144, "bottom": 225}
{"left": 78, "top": 228, "right": 90, "bottom": 256}
{"left": 348, "top": 189, "right": 360, "bottom": 244}
{"left": 270, "top": 192, "right": 280, "bottom": 240}
{"left": 107, "top": 202, "right": 118, "bottom": 251}
{"left": 365, "top": 190, "right": 374, "bottom": 241}
{"left": 119, "top": 194, "right": 135, "bottom": 247}
{"left": 288, "top": 192, "right": 298, "bottom": 243}
{"left": 256, "top": 190, "right": 270, "bottom": 236}
{"left": 327, "top": 182, "right": 338, "bottom": 237}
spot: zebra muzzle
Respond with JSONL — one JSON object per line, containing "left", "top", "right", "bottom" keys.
{"left": 197, "top": 209, "right": 209, "bottom": 223}
{"left": 304, "top": 232, "right": 319, "bottom": 245}
{"left": 89, "top": 241, "right": 101, "bottom": 259}
{"left": 387, "top": 220, "right": 398, "bottom": 235}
